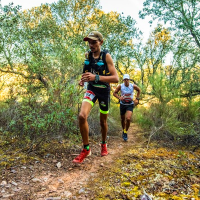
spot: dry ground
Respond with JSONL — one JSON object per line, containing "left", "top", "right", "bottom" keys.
{"left": 0, "top": 124, "right": 145, "bottom": 200}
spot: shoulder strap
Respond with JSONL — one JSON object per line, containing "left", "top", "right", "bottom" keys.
{"left": 87, "top": 50, "right": 92, "bottom": 60}
{"left": 87, "top": 49, "right": 109, "bottom": 62}
{"left": 102, "top": 49, "right": 109, "bottom": 65}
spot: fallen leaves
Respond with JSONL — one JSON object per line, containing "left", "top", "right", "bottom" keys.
{"left": 87, "top": 147, "right": 200, "bottom": 199}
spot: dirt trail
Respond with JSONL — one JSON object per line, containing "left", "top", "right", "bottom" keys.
{"left": 0, "top": 123, "right": 145, "bottom": 200}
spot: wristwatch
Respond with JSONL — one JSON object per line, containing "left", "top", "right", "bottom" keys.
{"left": 95, "top": 75, "right": 99, "bottom": 83}
{"left": 136, "top": 97, "right": 140, "bottom": 100}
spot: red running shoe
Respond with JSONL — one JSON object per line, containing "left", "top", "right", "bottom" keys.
{"left": 73, "top": 148, "right": 91, "bottom": 163}
{"left": 101, "top": 143, "right": 108, "bottom": 156}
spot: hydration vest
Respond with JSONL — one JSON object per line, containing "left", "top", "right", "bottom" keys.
{"left": 83, "top": 50, "right": 110, "bottom": 88}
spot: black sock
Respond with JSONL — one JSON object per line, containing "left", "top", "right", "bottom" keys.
{"left": 84, "top": 144, "right": 90, "bottom": 151}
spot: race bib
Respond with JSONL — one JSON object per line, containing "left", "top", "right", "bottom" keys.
{"left": 84, "top": 90, "right": 95, "bottom": 101}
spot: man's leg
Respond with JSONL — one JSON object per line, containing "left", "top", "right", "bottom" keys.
{"left": 120, "top": 104, "right": 126, "bottom": 131}
{"left": 73, "top": 101, "right": 92, "bottom": 163}
{"left": 120, "top": 114, "right": 126, "bottom": 130}
{"left": 79, "top": 101, "right": 92, "bottom": 145}
{"left": 120, "top": 104, "right": 128, "bottom": 141}
{"left": 121, "top": 114, "right": 128, "bottom": 141}
{"left": 100, "top": 113, "right": 108, "bottom": 142}
{"left": 125, "top": 110, "right": 133, "bottom": 132}
{"left": 100, "top": 113, "right": 109, "bottom": 156}
{"left": 121, "top": 110, "right": 133, "bottom": 141}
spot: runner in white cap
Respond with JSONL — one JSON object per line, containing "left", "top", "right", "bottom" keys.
{"left": 113, "top": 74, "right": 141, "bottom": 141}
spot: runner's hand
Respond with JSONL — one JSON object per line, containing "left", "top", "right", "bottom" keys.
{"left": 119, "top": 96, "right": 124, "bottom": 101}
{"left": 134, "top": 99, "right": 139, "bottom": 106}
{"left": 79, "top": 80, "right": 84, "bottom": 86}
{"left": 81, "top": 72, "right": 95, "bottom": 82}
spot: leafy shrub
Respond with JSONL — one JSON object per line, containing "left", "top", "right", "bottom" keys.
{"left": 133, "top": 106, "right": 154, "bottom": 129}
{"left": 0, "top": 100, "right": 79, "bottom": 140}
{"left": 133, "top": 98, "right": 200, "bottom": 149}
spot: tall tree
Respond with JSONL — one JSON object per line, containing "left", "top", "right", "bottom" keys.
{"left": 132, "top": 25, "right": 172, "bottom": 91}
{"left": 88, "top": 12, "right": 139, "bottom": 75}
{"left": 51, "top": 0, "right": 140, "bottom": 77}
{"left": 0, "top": 0, "right": 140, "bottom": 102}
{"left": 0, "top": 3, "right": 22, "bottom": 74}
{"left": 139, "top": 0, "right": 200, "bottom": 49}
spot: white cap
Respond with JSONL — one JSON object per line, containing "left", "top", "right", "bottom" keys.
{"left": 123, "top": 74, "right": 130, "bottom": 80}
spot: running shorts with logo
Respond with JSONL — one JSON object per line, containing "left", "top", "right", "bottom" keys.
{"left": 83, "top": 83, "right": 110, "bottom": 114}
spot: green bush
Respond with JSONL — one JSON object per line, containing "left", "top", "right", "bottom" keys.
{"left": 133, "top": 106, "right": 154, "bottom": 129}
{"left": 0, "top": 100, "right": 79, "bottom": 140}
{"left": 133, "top": 98, "right": 200, "bottom": 148}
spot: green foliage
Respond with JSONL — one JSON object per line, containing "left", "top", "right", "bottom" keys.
{"left": 0, "top": 79, "right": 83, "bottom": 141}
{"left": 0, "top": 101, "right": 76, "bottom": 138}
{"left": 0, "top": 0, "right": 200, "bottom": 154}
{"left": 138, "top": 0, "right": 200, "bottom": 99}
{"left": 140, "top": 0, "right": 200, "bottom": 49}
{"left": 133, "top": 107, "right": 154, "bottom": 129}
{"left": 149, "top": 72, "right": 176, "bottom": 103}
{"left": 0, "top": 0, "right": 138, "bottom": 151}
{"left": 134, "top": 99, "right": 200, "bottom": 148}
{"left": 0, "top": 0, "right": 140, "bottom": 100}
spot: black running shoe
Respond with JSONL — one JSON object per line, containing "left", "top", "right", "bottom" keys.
{"left": 122, "top": 132, "right": 128, "bottom": 141}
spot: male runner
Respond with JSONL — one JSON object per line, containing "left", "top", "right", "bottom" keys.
{"left": 73, "top": 31, "right": 119, "bottom": 163}
{"left": 113, "top": 74, "right": 141, "bottom": 141}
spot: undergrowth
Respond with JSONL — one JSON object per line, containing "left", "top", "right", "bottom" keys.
{"left": 0, "top": 100, "right": 120, "bottom": 171}
{"left": 85, "top": 146, "right": 200, "bottom": 199}
{"left": 133, "top": 98, "right": 200, "bottom": 151}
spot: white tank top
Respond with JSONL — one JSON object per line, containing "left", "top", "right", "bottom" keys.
{"left": 120, "top": 83, "right": 134, "bottom": 105}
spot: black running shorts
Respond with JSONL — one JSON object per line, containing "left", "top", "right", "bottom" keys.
{"left": 83, "top": 83, "right": 110, "bottom": 114}
{"left": 120, "top": 103, "right": 134, "bottom": 115}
